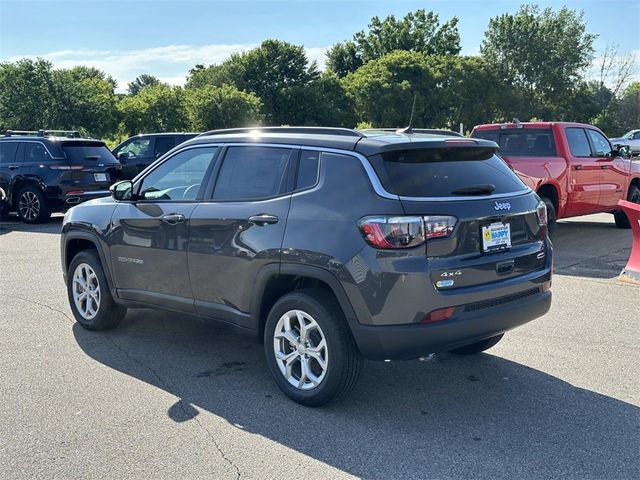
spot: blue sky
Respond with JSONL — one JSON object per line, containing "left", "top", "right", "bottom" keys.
{"left": 1, "top": 0, "right": 638, "bottom": 91}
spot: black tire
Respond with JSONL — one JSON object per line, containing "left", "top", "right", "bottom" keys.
{"left": 614, "top": 184, "right": 640, "bottom": 229}
{"left": 450, "top": 334, "right": 504, "bottom": 355}
{"left": 540, "top": 196, "right": 557, "bottom": 238}
{"left": 264, "top": 288, "right": 362, "bottom": 407}
{"left": 16, "top": 185, "right": 50, "bottom": 224}
{"left": 67, "top": 249, "right": 126, "bottom": 330}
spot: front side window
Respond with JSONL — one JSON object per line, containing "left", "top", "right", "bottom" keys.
{"left": 138, "top": 147, "right": 217, "bottom": 201}
{"left": 119, "top": 138, "right": 152, "bottom": 158}
{"left": 632, "top": 131, "right": 640, "bottom": 140}
{"left": 213, "top": 146, "right": 293, "bottom": 201}
{"left": 23, "top": 142, "right": 51, "bottom": 162}
{"left": 586, "top": 129, "right": 612, "bottom": 157}
{"left": 565, "top": 128, "right": 591, "bottom": 157}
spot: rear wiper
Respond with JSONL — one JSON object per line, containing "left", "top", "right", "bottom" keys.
{"left": 451, "top": 184, "right": 496, "bottom": 195}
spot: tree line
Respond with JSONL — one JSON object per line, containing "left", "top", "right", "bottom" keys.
{"left": 0, "top": 4, "right": 637, "bottom": 146}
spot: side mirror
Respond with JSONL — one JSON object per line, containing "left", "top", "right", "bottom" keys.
{"left": 613, "top": 144, "right": 631, "bottom": 158}
{"left": 110, "top": 180, "right": 134, "bottom": 201}
{"left": 117, "top": 151, "right": 129, "bottom": 161}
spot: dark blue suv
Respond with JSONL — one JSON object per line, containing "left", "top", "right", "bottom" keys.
{"left": 61, "top": 127, "right": 552, "bottom": 406}
{"left": 0, "top": 130, "right": 121, "bottom": 223}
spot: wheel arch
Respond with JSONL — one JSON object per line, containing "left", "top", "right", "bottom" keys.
{"left": 10, "top": 178, "right": 47, "bottom": 208}
{"left": 63, "top": 231, "right": 115, "bottom": 294}
{"left": 251, "top": 264, "right": 359, "bottom": 342}
{"left": 537, "top": 183, "right": 560, "bottom": 213}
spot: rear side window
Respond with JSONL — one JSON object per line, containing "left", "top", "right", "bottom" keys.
{"left": 0, "top": 142, "right": 19, "bottom": 163}
{"left": 296, "top": 150, "right": 320, "bottom": 190}
{"left": 565, "top": 128, "right": 591, "bottom": 157}
{"left": 474, "top": 129, "right": 556, "bottom": 156}
{"left": 23, "top": 142, "right": 51, "bottom": 162}
{"left": 369, "top": 148, "right": 526, "bottom": 197}
{"left": 154, "top": 137, "right": 176, "bottom": 157}
{"left": 63, "top": 143, "right": 118, "bottom": 164}
{"left": 213, "top": 146, "right": 293, "bottom": 201}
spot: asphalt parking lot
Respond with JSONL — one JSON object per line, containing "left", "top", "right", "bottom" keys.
{"left": 0, "top": 213, "right": 638, "bottom": 479}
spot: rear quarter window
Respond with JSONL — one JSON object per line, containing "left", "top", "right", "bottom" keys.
{"left": 369, "top": 148, "right": 527, "bottom": 197}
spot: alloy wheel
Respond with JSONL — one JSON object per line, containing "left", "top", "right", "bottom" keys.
{"left": 273, "top": 309, "right": 328, "bottom": 390}
{"left": 72, "top": 263, "right": 101, "bottom": 320}
{"left": 18, "top": 191, "right": 40, "bottom": 221}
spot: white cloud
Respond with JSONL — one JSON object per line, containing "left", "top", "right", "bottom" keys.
{"left": 5, "top": 43, "right": 329, "bottom": 92}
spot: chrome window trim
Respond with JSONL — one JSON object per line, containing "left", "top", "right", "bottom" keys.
{"left": 159, "top": 142, "right": 532, "bottom": 202}
{"left": 0, "top": 139, "right": 61, "bottom": 159}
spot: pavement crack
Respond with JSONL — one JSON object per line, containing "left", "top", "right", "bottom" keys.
{"left": 8, "top": 295, "right": 74, "bottom": 323}
{"left": 103, "top": 336, "right": 241, "bottom": 479}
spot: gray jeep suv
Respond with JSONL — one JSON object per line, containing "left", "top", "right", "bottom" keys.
{"left": 61, "top": 127, "right": 552, "bottom": 406}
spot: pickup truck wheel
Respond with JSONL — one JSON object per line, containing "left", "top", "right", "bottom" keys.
{"left": 264, "top": 288, "right": 362, "bottom": 407}
{"left": 541, "top": 197, "right": 556, "bottom": 237}
{"left": 16, "top": 186, "right": 50, "bottom": 224}
{"left": 67, "top": 250, "right": 126, "bottom": 330}
{"left": 614, "top": 185, "right": 640, "bottom": 229}
{"left": 450, "top": 334, "right": 504, "bottom": 355}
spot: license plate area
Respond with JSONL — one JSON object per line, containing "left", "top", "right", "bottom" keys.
{"left": 482, "top": 222, "right": 511, "bottom": 253}
{"left": 94, "top": 173, "right": 108, "bottom": 182}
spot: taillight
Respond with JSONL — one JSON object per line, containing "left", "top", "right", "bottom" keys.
{"left": 358, "top": 215, "right": 457, "bottom": 249}
{"left": 536, "top": 201, "right": 548, "bottom": 227}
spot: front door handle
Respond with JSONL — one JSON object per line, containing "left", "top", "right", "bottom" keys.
{"left": 600, "top": 165, "right": 609, "bottom": 169}
{"left": 574, "top": 165, "right": 584, "bottom": 170}
{"left": 248, "top": 214, "right": 278, "bottom": 226}
{"left": 8, "top": 165, "right": 20, "bottom": 170}
{"left": 162, "top": 213, "right": 186, "bottom": 225}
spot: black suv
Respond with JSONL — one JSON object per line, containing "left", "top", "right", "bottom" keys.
{"left": 0, "top": 130, "right": 121, "bottom": 223}
{"left": 112, "top": 132, "right": 198, "bottom": 179}
{"left": 61, "top": 127, "right": 552, "bottom": 406}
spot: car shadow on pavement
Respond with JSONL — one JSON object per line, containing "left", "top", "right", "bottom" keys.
{"left": 0, "top": 214, "right": 63, "bottom": 235}
{"left": 72, "top": 310, "right": 639, "bottom": 479}
{"left": 553, "top": 218, "right": 631, "bottom": 279}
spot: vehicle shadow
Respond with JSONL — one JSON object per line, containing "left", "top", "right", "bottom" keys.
{"left": 72, "top": 310, "right": 639, "bottom": 479}
{"left": 553, "top": 217, "right": 631, "bottom": 279}
{"left": 0, "top": 214, "right": 63, "bottom": 235}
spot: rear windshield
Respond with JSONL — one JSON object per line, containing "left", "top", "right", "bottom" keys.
{"left": 472, "top": 129, "right": 556, "bottom": 157}
{"left": 63, "top": 142, "right": 118, "bottom": 164}
{"left": 368, "top": 148, "right": 527, "bottom": 197}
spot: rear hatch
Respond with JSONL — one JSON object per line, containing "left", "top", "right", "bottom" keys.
{"left": 62, "top": 141, "right": 122, "bottom": 189}
{"left": 367, "top": 142, "right": 548, "bottom": 290}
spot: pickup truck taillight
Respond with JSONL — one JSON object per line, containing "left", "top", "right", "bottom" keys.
{"left": 358, "top": 216, "right": 457, "bottom": 249}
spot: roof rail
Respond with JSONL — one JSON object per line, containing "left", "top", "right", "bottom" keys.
{"left": 362, "top": 128, "right": 463, "bottom": 137}
{"left": 4, "top": 130, "right": 40, "bottom": 137}
{"left": 39, "top": 129, "right": 82, "bottom": 138}
{"left": 198, "top": 126, "right": 365, "bottom": 138}
{"left": 4, "top": 129, "right": 82, "bottom": 138}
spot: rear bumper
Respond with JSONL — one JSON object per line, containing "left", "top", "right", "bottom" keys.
{"left": 351, "top": 289, "right": 551, "bottom": 360}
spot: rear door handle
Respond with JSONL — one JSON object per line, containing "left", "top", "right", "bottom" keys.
{"left": 8, "top": 165, "right": 20, "bottom": 170}
{"left": 248, "top": 214, "right": 278, "bottom": 226}
{"left": 161, "top": 213, "right": 186, "bottom": 225}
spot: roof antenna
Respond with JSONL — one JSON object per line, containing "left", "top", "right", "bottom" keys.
{"left": 396, "top": 94, "right": 416, "bottom": 135}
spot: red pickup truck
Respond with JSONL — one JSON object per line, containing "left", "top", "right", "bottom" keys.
{"left": 471, "top": 122, "right": 640, "bottom": 231}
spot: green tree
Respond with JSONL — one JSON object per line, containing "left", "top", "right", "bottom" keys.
{"left": 327, "top": 9, "right": 461, "bottom": 77}
{"left": 186, "top": 40, "right": 319, "bottom": 125}
{"left": 118, "top": 84, "right": 188, "bottom": 135}
{"left": 127, "top": 74, "right": 161, "bottom": 95}
{"left": 51, "top": 66, "right": 119, "bottom": 137}
{"left": 481, "top": 5, "right": 597, "bottom": 119}
{"left": 0, "top": 58, "right": 56, "bottom": 131}
{"left": 185, "top": 85, "right": 262, "bottom": 130}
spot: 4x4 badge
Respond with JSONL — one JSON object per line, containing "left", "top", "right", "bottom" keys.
{"left": 494, "top": 201, "right": 511, "bottom": 211}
